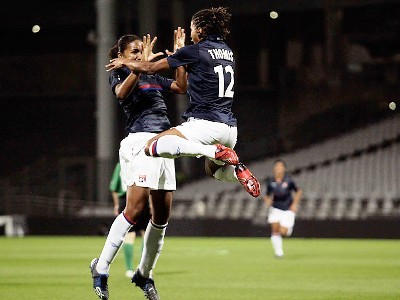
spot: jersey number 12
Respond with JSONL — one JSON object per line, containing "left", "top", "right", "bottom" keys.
{"left": 214, "top": 65, "right": 234, "bottom": 98}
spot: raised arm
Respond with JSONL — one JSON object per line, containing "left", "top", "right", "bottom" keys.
{"left": 106, "top": 27, "right": 186, "bottom": 75}
{"left": 168, "top": 27, "right": 187, "bottom": 94}
{"left": 106, "top": 57, "right": 170, "bottom": 74}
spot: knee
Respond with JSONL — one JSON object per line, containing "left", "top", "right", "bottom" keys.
{"left": 124, "top": 206, "right": 142, "bottom": 222}
{"left": 280, "top": 227, "right": 291, "bottom": 236}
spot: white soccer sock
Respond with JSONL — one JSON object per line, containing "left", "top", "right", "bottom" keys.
{"left": 271, "top": 233, "right": 284, "bottom": 257}
{"left": 213, "top": 164, "right": 238, "bottom": 183}
{"left": 96, "top": 213, "right": 133, "bottom": 274}
{"left": 150, "top": 135, "right": 216, "bottom": 159}
{"left": 138, "top": 221, "right": 167, "bottom": 278}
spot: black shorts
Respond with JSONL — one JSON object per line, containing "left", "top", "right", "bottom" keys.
{"left": 118, "top": 197, "right": 151, "bottom": 234}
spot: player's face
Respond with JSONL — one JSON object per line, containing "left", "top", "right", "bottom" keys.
{"left": 273, "top": 162, "right": 286, "bottom": 177}
{"left": 190, "top": 21, "right": 201, "bottom": 44}
{"left": 120, "top": 40, "right": 143, "bottom": 61}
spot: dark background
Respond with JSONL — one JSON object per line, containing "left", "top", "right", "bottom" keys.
{"left": 0, "top": 0, "right": 399, "bottom": 202}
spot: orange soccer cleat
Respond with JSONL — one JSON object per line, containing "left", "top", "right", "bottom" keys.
{"left": 235, "top": 162, "right": 261, "bottom": 197}
{"left": 214, "top": 144, "right": 239, "bottom": 165}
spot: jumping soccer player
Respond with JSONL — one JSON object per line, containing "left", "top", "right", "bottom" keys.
{"left": 105, "top": 7, "right": 261, "bottom": 199}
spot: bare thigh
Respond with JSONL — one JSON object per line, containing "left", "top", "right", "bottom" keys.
{"left": 124, "top": 184, "right": 151, "bottom": 222}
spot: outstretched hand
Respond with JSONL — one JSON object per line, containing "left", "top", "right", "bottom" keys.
{"left": 105, "top": 57, "right": 126, "bottom": 72}
{"left": 143, "top": 34, "right": 164, "bottom": 62}
{"left": 165, "top": 27, "right": 185, "bottom": 56}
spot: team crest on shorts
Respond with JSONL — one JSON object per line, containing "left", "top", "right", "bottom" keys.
{"left": 139, "top": 175, "right": 147, "bottom": 183}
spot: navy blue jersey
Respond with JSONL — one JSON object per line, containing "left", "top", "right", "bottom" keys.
{"left": 265, "top": 175, "right": 299, "bottom": 210}
{"left": 167, "top": 36, "right": 237, "bottom": 126}
{"left": 109, "top": 67, "right": 173, "bottom": 133}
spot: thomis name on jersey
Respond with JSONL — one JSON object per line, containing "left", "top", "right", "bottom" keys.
{"left": 207, "top": 49, "right": 234, "bottom": 62}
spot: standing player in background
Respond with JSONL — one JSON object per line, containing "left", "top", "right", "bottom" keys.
{"left": 109, "top": 162, "right": 151, "bottom": 279}
{"left": 264, "top": 159, "right": 302, "bottom": 258}
{"left": 91, "top": 32, "right": 187, "bottom": 300}
{"left": 105, "top": 7, "right": 261, "bottom": 198}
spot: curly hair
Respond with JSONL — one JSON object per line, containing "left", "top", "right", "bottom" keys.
{"left": 108, "top": 34, "right": 141, "bottom": 59}
{"left": 191, "top": 7, "right": 232, "bottom": 40}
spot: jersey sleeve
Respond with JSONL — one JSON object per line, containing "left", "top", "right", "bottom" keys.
{"left": 108, "top": 69, "right": 124, "bottom": 94}
{"left": 153, "top": 74, "right": 174, "bottom": 92}
{"left": 109, "top": 67, "right": 133, "bottom": 95}
{"left": 167, "top": 44, "right": 199, "bottom": 69}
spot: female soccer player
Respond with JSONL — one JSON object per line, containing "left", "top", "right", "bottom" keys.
{"left": 91, "top": 32, "right": 187, "bottom": 300}
{"left": 105, "top": 7, "right": 261, "bottom": 198}
{"left": 264, "top": 159, "right": 302, "bottom": 258}
{"left": 109, "top": 162, "right": 151, "bottom": 279}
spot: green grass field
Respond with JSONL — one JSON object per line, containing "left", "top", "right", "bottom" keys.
{"left": 0, "top": 236, "right": 399, "bottom": 300}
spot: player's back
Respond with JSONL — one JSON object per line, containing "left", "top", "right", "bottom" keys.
{"left": 185, "top": 36, "right": 237, "bottom": 126}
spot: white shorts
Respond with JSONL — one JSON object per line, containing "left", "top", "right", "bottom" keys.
{"left": 175, "top": 117, "right": 238, "bottom": 148}
{"left": 119, "top": 132, "right": 176, "bottom": 190}
{"left": 268, "top": 207, "right": 296, "bottom": 229}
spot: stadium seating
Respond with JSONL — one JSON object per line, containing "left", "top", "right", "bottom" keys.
{"left": 173, "top": 114, "right": 400, "bottom": 222}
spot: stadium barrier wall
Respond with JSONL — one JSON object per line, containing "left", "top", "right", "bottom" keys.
{"left": 15, "top": 217, "right": 400, "bottom": 239}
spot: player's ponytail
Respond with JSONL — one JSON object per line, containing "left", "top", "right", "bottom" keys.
{"left": 108, "top": 44, "right": 119, "bottom": 59}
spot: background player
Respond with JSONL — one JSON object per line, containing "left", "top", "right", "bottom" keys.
{"left": 264, "top": 159, "right": 302, "bottom": 258}
{"left": 105, "top": 7, "right": 261, "bottom": 198}
{"left": 91, "top": 32, "right": 187, "bottom": 300}
{"left": 109, "top": 162, "right": 151, "bottom": 278}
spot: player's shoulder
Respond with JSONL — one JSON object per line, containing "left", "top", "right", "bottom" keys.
{"left": 169, "top": 43, "right": 199, "bottom": 60}
{"left": 284, "top": 175, "right": 298, "bottom": 186}
{"left": 179, "top": 43, "right": 199, "bottom": 53}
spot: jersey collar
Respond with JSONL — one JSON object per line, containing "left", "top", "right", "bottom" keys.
{"left": 205, "top": 35, "right": 223, "bottom": 41}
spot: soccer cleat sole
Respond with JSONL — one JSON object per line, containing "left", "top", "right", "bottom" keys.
{"left": 93, "top": 287, "right": 108, "bottom": 300}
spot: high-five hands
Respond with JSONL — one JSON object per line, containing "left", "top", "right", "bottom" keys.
{"left": 105, "top": 33, "right": 163, "bottom": 71}
{"left": 105, "top": 29, "right": 184, "bottom": 72}
{"left": 166, "top": 27, "right": 185, "bottom": 56}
